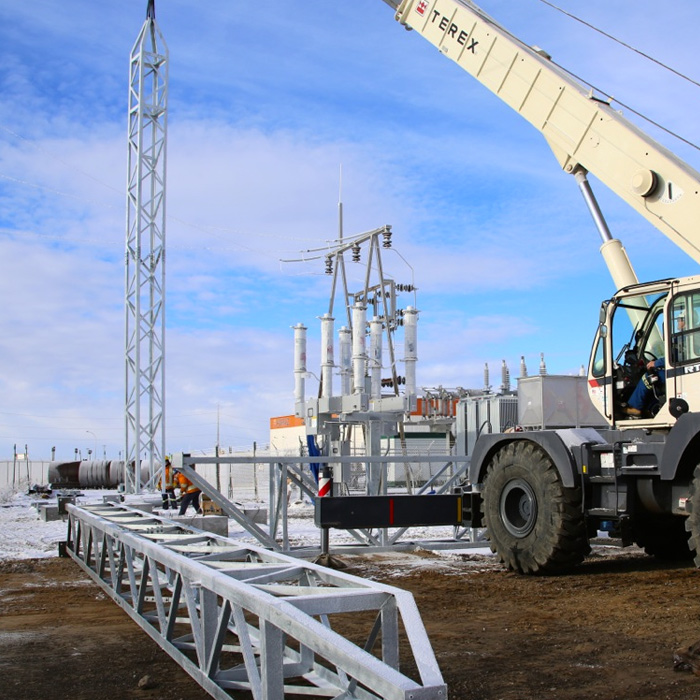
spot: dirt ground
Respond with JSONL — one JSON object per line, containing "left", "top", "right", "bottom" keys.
{"left": 2, "top": 547, "right": 700, "bottom": 700}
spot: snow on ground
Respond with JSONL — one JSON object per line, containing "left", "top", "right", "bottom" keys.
{"left": 0, "top": 489, "right": 72, "bottom": 560}
{"left": 0, "top": 482, "right": 495, "bottom": 569}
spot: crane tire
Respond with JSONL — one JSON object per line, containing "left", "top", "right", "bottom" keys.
{"left": 684, "top": 465, "right": 700, "bottom": 568}
{"left": 482, "top": 441, "right": 589, "bottom": 574}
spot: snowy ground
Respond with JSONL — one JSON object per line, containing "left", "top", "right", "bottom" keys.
{"left": 0, "top": 485, "right": 136, "bottom": 560}
{"left": 0, "top": 482, "right": 493, "bottom": 566}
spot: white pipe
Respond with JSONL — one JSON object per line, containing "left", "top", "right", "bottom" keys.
{"left": 369, "top": 316, "right": 383, "bottom": 398}
{"left": 320, "top": 313, "right": 334, "bottom": 399}
{"left": 404, "top": 305, "right": 418, "bottom": 395}
{"left": 352, "top": 303, "right": 367, "bottom": 395}
{"left": 339, "top": 326, "right": 352, "bottom": 396}
{"left": 293, "top": 323, "right": 307, "bottom": 410}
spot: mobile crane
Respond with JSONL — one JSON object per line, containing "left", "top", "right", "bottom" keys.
{"left": 379, "top": 0, "right": 700, "bottom": 573}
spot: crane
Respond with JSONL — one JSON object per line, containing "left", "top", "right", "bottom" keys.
{"left": 373, "top": 0, "right": 700, "bottom": 573}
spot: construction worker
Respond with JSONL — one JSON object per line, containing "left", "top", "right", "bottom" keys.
{"left": 158, "top": 457, "right": 177, "bottom": 510}
{"left": 175, "top": 466, "right": 202, "bottom": 515}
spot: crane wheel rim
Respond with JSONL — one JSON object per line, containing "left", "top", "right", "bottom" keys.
{"left": 500, "top": 478, "right": 538, "bottom": 537}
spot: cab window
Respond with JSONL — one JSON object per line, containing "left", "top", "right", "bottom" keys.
{"left": 670, "top": 292, "right": 700, "bottom": 365}
{"left": 610, "top": 292, "right": 666, "bottom": 364}
{"left": 591, "top": 334, "right": 605, "bottom": 378}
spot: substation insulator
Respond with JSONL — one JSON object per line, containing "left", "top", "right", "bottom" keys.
{"left": 382, "top": 230, "right": 392, "bottom": 248}
{"left": 352, "top": 244, "right": 361, "bottom": 262}
{"left": 325, "top": 258, "right": 333, "bottom": 275}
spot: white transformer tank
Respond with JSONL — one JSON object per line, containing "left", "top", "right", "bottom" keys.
{"left": 518, "top": 375, "right": 606, "bottom": 429}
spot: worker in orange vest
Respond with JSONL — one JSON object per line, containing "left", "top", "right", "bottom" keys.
{"left": 158, "top": 458, "right": 177, "bottom": 510}
{"left": 175, "top": 466, "right": 202, "bottom": 515}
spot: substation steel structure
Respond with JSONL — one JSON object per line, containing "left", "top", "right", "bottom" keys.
{"left": 64, "top": 501, "right": 447, "bottom": 700}
{"left": 291, "top": 225, "right": 423, "bottom": 498}
{"left": 124, "top": 0, "right": 168, "bottom": 493}
{"left": 172, "top": 456, "right": 473, "bottom": 553}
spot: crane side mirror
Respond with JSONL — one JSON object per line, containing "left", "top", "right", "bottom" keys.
{"left": 669, "top": 398, "right": 689, "bottom": 419}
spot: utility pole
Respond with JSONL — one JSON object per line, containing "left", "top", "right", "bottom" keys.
{"left": 216, "top": 404, "right": 221, "bottom": 492}
{"left": 124, "top": 0, "right": 168, "bottom": 493}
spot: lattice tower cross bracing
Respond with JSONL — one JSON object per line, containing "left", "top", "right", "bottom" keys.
{"left": 124, "top": 0, "right": 168, "bottom": 493}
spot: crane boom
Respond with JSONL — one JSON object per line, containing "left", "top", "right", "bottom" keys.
{"left": 389, "top": 0, "right": 700, "bottom": 265}
{"left": 379, "top": 0, "right": 700, "bottom": 577}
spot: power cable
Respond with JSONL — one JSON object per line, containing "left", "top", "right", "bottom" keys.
{"left": 531, "top": 0, "right": 700, "bottom": 153}
{"left": 556, "top": 67, "right": 700, "bottom": 155}
{"left": 537, "top": 0, "right": 700, "bottom": 91}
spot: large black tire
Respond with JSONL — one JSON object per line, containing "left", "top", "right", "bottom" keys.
{"left": 634, "top": 514, "right": 693, "bottom": 561}
{"left": 482, "top": 441, "right": 590, "bottom": 574}
{"left": 684, "top": 465, "right": 700, "bottom": 567}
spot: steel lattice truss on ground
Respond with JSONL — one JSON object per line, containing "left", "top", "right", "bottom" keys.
{"left": 65, "top": 503, "right": 447, "bottom": 700}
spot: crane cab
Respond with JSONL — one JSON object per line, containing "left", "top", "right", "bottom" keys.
{"left": 588, "top": 275, "right": 700, "bottom": 428}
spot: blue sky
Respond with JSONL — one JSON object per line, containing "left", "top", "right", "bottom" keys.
{"left": 1, "top": 0, "right": 700, "bottom": 460}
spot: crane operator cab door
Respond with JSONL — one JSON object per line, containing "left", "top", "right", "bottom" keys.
{"left": 588, "top": 277, "right": 700, "bottom": 428}
{"left": 588, "top": 281, "right": 700, "bottom": 427}
{"left": 666, "top": 285, "right": 700, "bottom": 414}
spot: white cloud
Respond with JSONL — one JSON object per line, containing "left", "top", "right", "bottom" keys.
{"left": 1, "top": 0, "right": 699, "bottom": 460}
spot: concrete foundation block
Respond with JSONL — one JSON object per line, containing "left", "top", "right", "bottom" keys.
{"left": 39, "top": 505, "right": 62, "bottom": 522}
{"left": 243, "top": 507, "right": 268, "bottom": 525}
{"left": 170, "top": 515, "right": 228, "bottom": 537}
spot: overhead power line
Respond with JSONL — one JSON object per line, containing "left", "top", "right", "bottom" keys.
{"left": 533, "top": 0, "right": 700, "bottom": 153}
{"left": 537, "top": 0, "right": 700, "bottom": 90}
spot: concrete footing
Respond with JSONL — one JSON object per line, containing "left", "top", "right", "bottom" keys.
{"left": 38, "top": 505, "right": 62, "bottom": 522}
{"left": 169, "top": 515, "right": 228, "bottom": 537}
{"left": 243, "top": 507, "right": 267, "bottom": 525}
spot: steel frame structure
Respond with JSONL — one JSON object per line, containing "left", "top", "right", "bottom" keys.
{"left": 172, "top": 454, "right": 474, "bottom": 553}
{"left": 124, "top": 1, "right": 168, "bottom": 493}
{"left": 65, "top": 502, "right": 447, "bottom": 700}
{"left": 326, "top": 225, "right": 407, "bottom": 395}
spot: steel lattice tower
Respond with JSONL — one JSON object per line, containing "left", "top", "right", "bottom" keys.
{"left": 124, "top": 0, "right": 168, "bottom": 493}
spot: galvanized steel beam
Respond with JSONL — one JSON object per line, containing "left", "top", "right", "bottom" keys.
{"left": 64, "top": 503, "right": 447, "bottom": 700}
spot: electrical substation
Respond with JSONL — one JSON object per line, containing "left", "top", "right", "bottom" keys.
{"left": 23, "top": 0, "right": 700, "bottom": 697}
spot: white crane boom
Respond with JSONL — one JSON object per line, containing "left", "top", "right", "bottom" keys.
{"left": 388, "top": 0, "right": 700, "bottom": 265}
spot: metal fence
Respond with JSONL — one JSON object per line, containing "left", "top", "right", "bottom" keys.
{"left": 0, "top": 460, "right": 50, "bottom": 489}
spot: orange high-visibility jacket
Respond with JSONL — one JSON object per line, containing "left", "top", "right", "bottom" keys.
{"left": 158, "top": 464, "right": 176, "bottom": 491}
{"left": 175, "top": 471, "right": 200, "bottom": 494}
